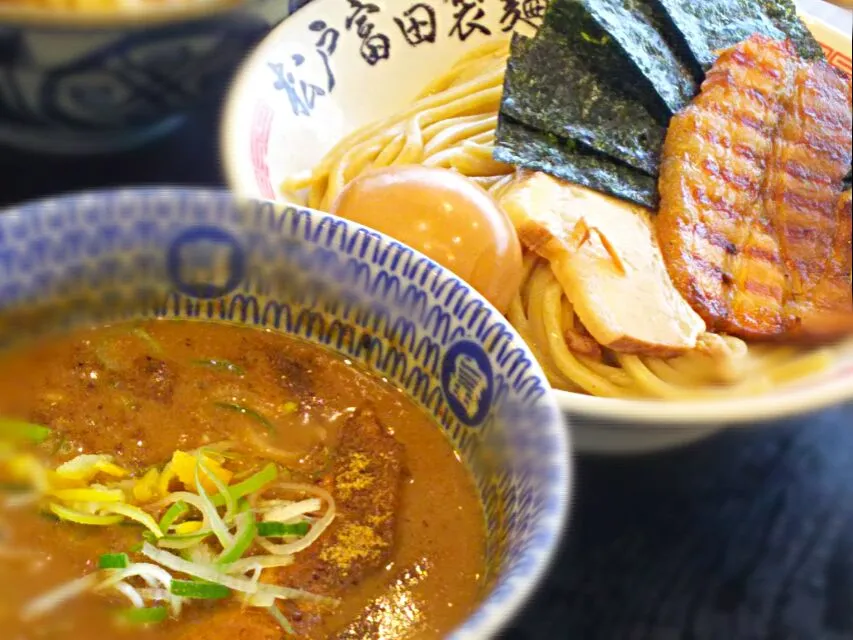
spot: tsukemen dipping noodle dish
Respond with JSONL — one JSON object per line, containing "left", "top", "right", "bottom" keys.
{"left": 0, "top": 321, "right": 486, "bottom": 638}
{"left": 279, "top": 0, "right": 853, "bottom": 401}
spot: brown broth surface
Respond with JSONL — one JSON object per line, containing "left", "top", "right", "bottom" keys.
{"left": 0, "top": 320, "right": 486, "bottom": 640}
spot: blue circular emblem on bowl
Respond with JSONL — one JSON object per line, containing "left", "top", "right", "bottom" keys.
{"left": 441, "top": 339, "right": 495, "bottom": 427}
{"left": 0, "top": 188, "right": 570, "bottom": 640}
{"left": 166, "top": 226, "right": 245, "bottom": 299}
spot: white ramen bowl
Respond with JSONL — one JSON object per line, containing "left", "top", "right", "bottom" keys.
{"left": 220, "top": 0, "right": 853, "bottom": 454}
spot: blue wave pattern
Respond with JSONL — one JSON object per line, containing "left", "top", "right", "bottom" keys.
{"left": 0, "top": 188, "right": 569, "bottom": 638}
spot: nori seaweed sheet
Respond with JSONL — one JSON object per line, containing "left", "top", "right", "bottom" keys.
{"left": 500, "top": 29, "right": 664, "bottom": 175}
{"left": 545, "top": 0, "right": 698, "bottom": 119}
{"left": 647, "top": 0, "right": 782, "bottom": 72}
{"left": 758, "top": 0, "right": 825, "bottom": 61}
{"left": 493, "top": 115, "right": 659, "bottom": 209}
{"left": 648, "top": 0, "right": 823, "bottom": 72}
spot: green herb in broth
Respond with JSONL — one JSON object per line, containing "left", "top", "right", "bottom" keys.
{"left": 158, "top": 501, "right": 190, "bottom": 532}
{"left": 0, "top": 320, "right": 487, "bottom": 638}
{"left": 192, "top": 359, "right": 246, "bottom": 376}
{"left": 216, "top": 508, "right": 256, "bottom": 564}
{"left": 0, "top": 419, "right": 52, "bottom": 444}
{"left": 210, "top": 463, "right": 279, "bottom": 508}
{"left": 117, "top": 606, "right": 169, "bottom": 626}
{"left": 95, "top": 325, "right": 163, "bottom": 371}
{"left": 258, "top": 521, "right": 311, "bottom": 537}
{"left": 5, "top": 446, "right": 331, "bottom": 632}
{"left": 98, "top": 553, "right": 130, "bottom": 570}
{"left": 214, "top": 402, "right": 276, "bottom": 432}
{"left": 170, "top": 579, "right": 232, "bottom": 600}
{"left": 130, "top": 327, "right": 162, "bottom": 354}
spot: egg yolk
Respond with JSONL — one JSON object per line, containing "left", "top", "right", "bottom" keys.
{"left": 330, "top": 166, "right": 524, "bottom": 314}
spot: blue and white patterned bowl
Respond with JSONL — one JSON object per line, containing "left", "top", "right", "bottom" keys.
{"left": 0, "top": 187, "right": 572, "bottom": 639}
{"left": 0, "top": 0, "right": 310, "bottom": 154}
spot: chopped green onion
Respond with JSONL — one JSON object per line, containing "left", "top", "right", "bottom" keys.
{"left": 170, "top": 580, "right": 232, "bottom": 600}
{"left": 0, "top": 419, "right": 51, "bottom": 444}
{"left": 192, "top": 359, "right": 246, "bottom": 376}
{"left": 156, "top": 532, "right": 211, "bottom": 551}
{"left": 98, "top": 553, "right": 130, "bottom": 570}
{"left": 214, "top": 402, "right": 275, "bottom": 432}
{"left": 49, "top": 503, "right": 124, "bottom": 527}
{"left": 257, "top": 522, "right": 310, "bottom": 538}
{"left": 210, "top": 464, "right": 278, "bottom": 508}
{"left": 118, "top": 605, "right": 169, "bottom": 625}
{"left": 131, "top": 328, "right": 162, "bottom": 354}
{"left": 99, "top": 503, "right": 163, "bottom": 539}
{"left": 198, "top": 455, "right": 236, "bottom": 524}
{"left": 141, "top": 543, "right": 337, "bottom": 605}
{"left": 217, "top": 508, "right": 256, "bottom": 565}
{"left": 158, "top": 501, "right": 189, "bottom": 533}
{"left": 194, "top": 463, "right": 233, "bottom": 549}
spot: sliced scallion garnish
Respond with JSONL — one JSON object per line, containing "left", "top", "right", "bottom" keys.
{"left": 100, "top": 503, "right": 163, "bottom": 539}
{"left": 158, "top": 501, "right": 189, "bottom": 533}
{"left": 141, "top": 543, "right": 338, "bottom": 605}
{"left": 170, "top": 579, "right": 232, "bottom": 600}
{"left": 118, "top": 605, "right": 169, "bottom": 625}
{"left": 194, "top": 462, "right": 232, "bottom": 548}
{"left": 198, "top": 455, "right": 236, "bottom": 524}
{"left": 130, "top": 328, "right": 162, "bottom": 354}
{"left": 0, "top": 419, "right": 52, "bottom": 444}
{"left": 210, "top": 463, "right": 278, "bottom": 508}
{"left": 217, "top": 507, "right": 256, "bottom": 565}
{"left": 192, "top": 359, "right": 246, "bottom": 376}
{"left": 49, "top": 503, "right": 124, "bottom": 527}
{"left": 257, "top": 522, "right": 310, "bottom": 538}
{"left": 98, "top": 553, "right": 130, "bottom": 570}
{"left": 155, "top": 532, "right": 212, "bottom": 551}
{"left": 214, "top": 402, "right": 275, "bottom": 432}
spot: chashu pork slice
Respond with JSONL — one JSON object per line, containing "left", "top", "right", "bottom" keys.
{"left": 499, "top": 171, "right": 706, "bottom": 357}
{"left": 657, "top": 35, "right": 853, "bottom": 342}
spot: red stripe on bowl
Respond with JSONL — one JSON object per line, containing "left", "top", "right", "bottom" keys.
{"left": 250, "top": 102, "right": 275, "bottom": 200}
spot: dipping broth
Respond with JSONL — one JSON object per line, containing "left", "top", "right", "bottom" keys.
{"left": 0, "top": 321, "right": 486, "bottom": 639}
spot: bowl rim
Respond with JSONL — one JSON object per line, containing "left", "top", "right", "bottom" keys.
{"left": 219, "top": 7, "right": 853, "bottom": 428}
{"left": 0, "top": 0, "right": 255, "bottom": 28}
{"left": 0, "top": 185, "right": 573, "bottom": 640}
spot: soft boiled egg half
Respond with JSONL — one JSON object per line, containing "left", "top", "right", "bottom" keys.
{"left": 331, "top": 166, "right": 523, "bottom": 314}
